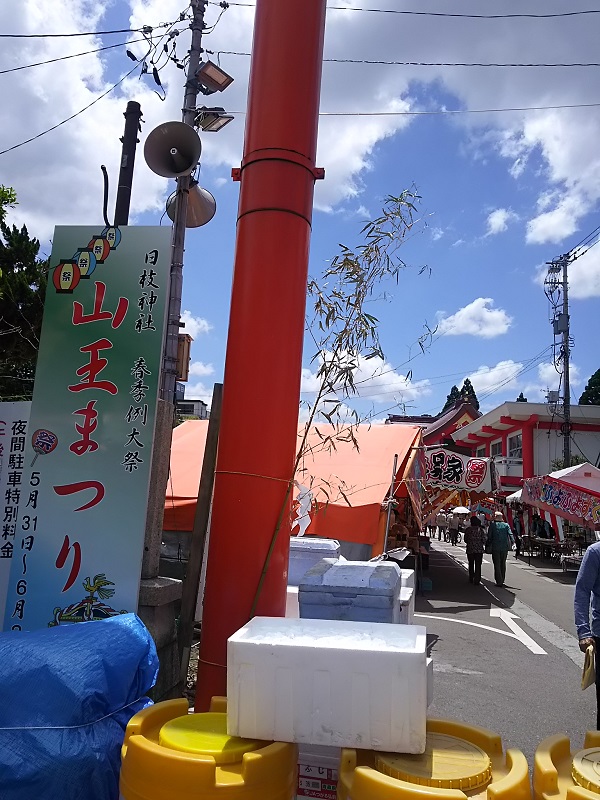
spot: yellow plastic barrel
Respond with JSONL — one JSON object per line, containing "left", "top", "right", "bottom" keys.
{"left": 337, "top": 718, "right": 531, "bottom": 799}
{"left": 119, "top": 697, "right": 297, "bottom": 800}
{"left": 534, "top": 731, "right": 600, "bottom": 799}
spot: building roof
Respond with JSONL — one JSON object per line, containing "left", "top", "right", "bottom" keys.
{"left": 387, "top": 401, "right": 480, "bottom": 441}
{"left": 452, "top": 401, "right": 600, "bottom": 447}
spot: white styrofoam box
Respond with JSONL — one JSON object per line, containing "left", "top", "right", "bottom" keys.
{"left": 299, "top": 559, "right": 409, "bottom": 625}
{"left": 427, "top": 657, "right": 433, "bottom": 707}
{"left": 288, "top": 537, "right": 341, "bottom": 587}
{"left": 286, "top": 586, "right": 299, "bottom": 618}
{"left": 227, "top": 616, "right": 428, "bottom": 754}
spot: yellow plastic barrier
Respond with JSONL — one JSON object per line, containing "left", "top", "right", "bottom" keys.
{"left": 337, "top": 718, "right": 531, "bottom": 799}
{"left": 119, "top": 697, "right": 297, "bottom": 800}
{"left": 534, "top": 731, "right": 600, "bottom": 799}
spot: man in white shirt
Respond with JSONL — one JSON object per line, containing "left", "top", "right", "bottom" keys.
{"left": 435, "top": 510, "right": 448, "bottom": 540}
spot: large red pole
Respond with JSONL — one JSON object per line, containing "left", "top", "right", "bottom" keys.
{"left": 195, "top": 0, "right": 327, "bottom": 709}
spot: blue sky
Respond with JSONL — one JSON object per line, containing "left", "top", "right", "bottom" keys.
{"left": 1, "top": 0, "right": 599, "bottom": 419}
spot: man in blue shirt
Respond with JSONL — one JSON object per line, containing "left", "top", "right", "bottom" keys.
{"left": 574, "top": 541, "right": 600, "bottom": 728}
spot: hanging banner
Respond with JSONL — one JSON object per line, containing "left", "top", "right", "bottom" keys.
{"left": 3, "top": 226, "right": 170, "bottom": 632}
{"left": 424, "top": 449, "right": 497, "bottom": 494}
{"left": 522, "top": 474, "right": 600, "bottom": 528}
{"left": 0, "top": 402, "right": 31, "bottom": 624}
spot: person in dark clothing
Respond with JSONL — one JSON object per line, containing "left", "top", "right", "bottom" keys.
{"left": 463, "top": 516, "right": 486, "bottom": 585}
{"left": 513, "top": 510, "right": 524, "bottom": 559}
{"left": 487, "top": 511, "right": 514, "bottom": 586}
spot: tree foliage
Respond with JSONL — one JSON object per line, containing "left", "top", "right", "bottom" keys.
{"left": 460, "top": 377, "right": 479, "bottom": 411}
{"left": 441, "top": 385, "right": 461, "bottom": 413}
{"left": 516, "top": 392, "right": 528, "bottom": 402}
{"left": 442, "top": 379, "right": 480, "bottom": 413}
{"left": 0, "top": 188, "right": 48, "bottom": 400}
{"left": 579, "top": 369, "right": 600, "bottom": 406}
{"left": 550, "top": 454, "right": 587, "bottom": 471}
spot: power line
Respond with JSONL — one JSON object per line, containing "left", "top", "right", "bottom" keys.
{"left": 222, "top": 101, "right": 600, "bottom": 117}
{"left": 0, "top": 63, "right": 140, "bottom": 157}
{"left": 325, "top": 58, "right": 600, "bottom": 68}
{"left": 216, "top": 50, "right": 600, "bottom": 68}
{"left": 0, "top": 27, "right": 152, "bottom": 38}
{"left": 0, "top": 36, "right": 150, "bottom": 76}
{"left": 210, "top": 2, "right": 600, "bottom": 20}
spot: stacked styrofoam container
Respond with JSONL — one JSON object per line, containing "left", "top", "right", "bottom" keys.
{"left": 298, "top": 559, "right": 414, "bottom": 625}
{"left": 287, "top": 537, "right": 341, "bottom": 586}
{"left": 227, "top": 616, "right": 429, "bottom": 754}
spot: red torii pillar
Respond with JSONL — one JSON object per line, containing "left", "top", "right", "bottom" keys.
{"left": 195, "top": 0, "right": 327, "bottom": 709}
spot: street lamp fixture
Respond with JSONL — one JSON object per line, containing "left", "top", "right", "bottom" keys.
{"left": 195, "top": 106, "right": 234, "bottom": 132}
{"left": 195, "top": 60, "right": 234, "bottom": 94}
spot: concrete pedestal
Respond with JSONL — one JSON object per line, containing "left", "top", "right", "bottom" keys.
{"left": 138, "top": 576, "right": 183, "bottom": 702}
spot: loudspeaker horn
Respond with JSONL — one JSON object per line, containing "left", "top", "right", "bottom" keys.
{"left": 166, "top": 182, "right": 216, "bottom": 228}
{"left": 144, "top": 121, "right": 202, "bottom": 178}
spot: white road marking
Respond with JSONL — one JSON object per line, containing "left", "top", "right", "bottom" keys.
{"left": 415, "top": 613, "right": 519, "bottom": 640}
{"left": 489, "top": 608, "right": 547, "bottom": 654}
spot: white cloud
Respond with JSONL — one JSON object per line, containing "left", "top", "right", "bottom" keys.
{"left": 301, "top": 353, "right": 430, "bottom": 405}
{"left": 485, "top": 208, "right": 518, "bottom": 236}
{"left": 437, "top": 298, "right": 512, "bottom": 338}
{"left": 188, "top": 361, "right": 214, "bottom": 377}
{"left": 569, "top": 247, "right": 600, "bottom": 299}
{"left": 184, "top": 379, "right": 213, "bottom": 406}
{"left": 180, "top": 310, "right": 212, "bottom": 339}
{"left": 431, "top": 227, "right": 444, "bottom": 241}
{"left": 466, "top": 360, "right": 523, "bottom": 396}
{"left": 538, "top": 361, "right": 580, "bottom": 388}
{"left": 5, "top": 0, "right": 600, "bottom": 250}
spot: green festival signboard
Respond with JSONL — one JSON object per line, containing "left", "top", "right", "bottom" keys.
{"left": 2, "top": 226, "right": 171, "bottom": 631}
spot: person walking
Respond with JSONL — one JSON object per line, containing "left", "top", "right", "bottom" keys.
{"left": 464, "top": 516, "right": 486, "bottom": 584}
{"left": 449, "top": 511, "right": 461, "bottom": 546}
{"left": 574, "top": 541, "right": 600, "bottom": 728}
{"left": 435, "top": 509, "right": 448, "bottom": 541}
{"left": 512, "top": 510, "right": 524, "bottom": 559}
{"left": 486, "top": 511, "right": 514, "bottom": 586}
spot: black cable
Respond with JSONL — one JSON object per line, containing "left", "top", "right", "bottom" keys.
{"left": 0, "top": 36, "right": 149, "bottom": 76}
{"left": 0, "top": 27, "right": 150, "bottom": 38}
{"left": 209, "top": 1, "right": 600, "bottom": 19}
{"left": 0, "top": 63, "right": 139, "bottom": 157}
{"left": 217, "top": 50, "right": 600, "bottom": 68}
{"left": 326, "top": 57, "right": 600, "bottom": 68}
{"left": 224, "top": 101, "right": 600, "bottom": 116}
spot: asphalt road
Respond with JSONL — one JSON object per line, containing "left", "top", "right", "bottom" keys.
{"left": 418, "top": 537, "right": 591, "bottom": 763}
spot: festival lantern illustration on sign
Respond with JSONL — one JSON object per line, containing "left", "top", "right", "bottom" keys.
{"left": 72, "top": 248, "right": 97, "bottom": 279}
{"left": 53, "top": 260, "right": 81, "bottom": 293}
{"left": 31, "top": 428, "right": 59, "bottom": 466}
{"left": 101, "top": 226, "right": 121, "bottom": 250}
{"left": 87, "top": 236, "right": 111, "bottom": 264}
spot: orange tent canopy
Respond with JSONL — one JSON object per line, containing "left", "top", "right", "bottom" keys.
{"left": 164, "top": 420, "right": 422, "bottom": 547}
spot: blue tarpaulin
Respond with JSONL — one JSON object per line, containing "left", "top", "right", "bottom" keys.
{"left": 0, "top": 613, "right": 158, "bottom": 800}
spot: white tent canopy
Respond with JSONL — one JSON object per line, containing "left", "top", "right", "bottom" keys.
{"left": 506, "top": 489, "right": 522, "bottom": 505}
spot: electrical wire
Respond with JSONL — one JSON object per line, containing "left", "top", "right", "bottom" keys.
{"left": 208, "top": 2, "right": 600, "bottom": 19}
{"left": 223, "top": 101, "right": 600, "bottom": 117}
{"left": 0, "top": 36, "right": 150, "bottom": 76}
{"left": 0, "top": 27, "right": 152, "bottom": 38}
{"left": 0, "top": 63, "right": 140, "bottom": 157}
{"left": 216, "top": 50, "right": 600, "bottom": 68}
{"left": 325, "top": 57, "right": 600, "bottom": 68}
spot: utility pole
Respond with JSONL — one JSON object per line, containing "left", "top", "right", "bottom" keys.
{"left": 161, "top": 0, "right": 207, "bottom": 401}
{"left": 545, "top": 253, "right": 572, "bottom": 468}
{"left": 561, "top": 255, "right": 572, "bottom": 468}
{"left": 114, "top": 101, "right": 143, "bottom": 226}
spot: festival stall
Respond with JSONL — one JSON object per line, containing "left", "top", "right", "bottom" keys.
{"left": 163, "top": 420, "right": 424, "bottom": 560}
{"left": 510, "top": 463, "right": 600, "bottom": 566}
{"left": 421, "top": 447, "right": 499, "bottom": 522}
